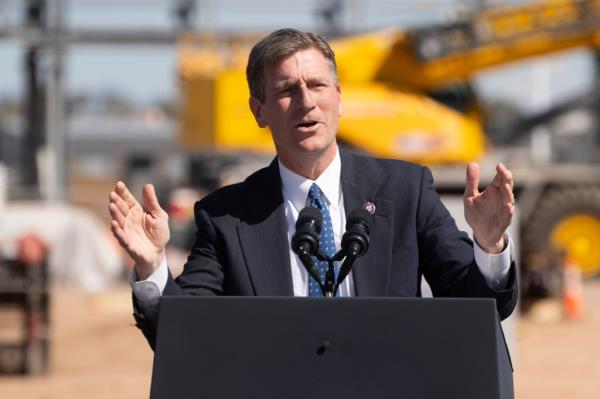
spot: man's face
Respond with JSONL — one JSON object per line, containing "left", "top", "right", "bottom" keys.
{"left": 250, "top": 47, "right": 342, "bottom": 170}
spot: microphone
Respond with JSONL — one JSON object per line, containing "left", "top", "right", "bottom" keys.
{"left": 291, "top": 207, "right": 322, "bottom": 256}
{"left": 336, "top": 209, "right": 372, "bottom": 289}
{"left": 341, "top": 208, "right": 372, "bottom": 258}
{"left": 291, "top": 207, "right": 324, "bottom": 290}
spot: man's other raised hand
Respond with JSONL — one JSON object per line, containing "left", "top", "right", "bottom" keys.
{"left": 463, "top": 162, "right": 515, "bottom": 254}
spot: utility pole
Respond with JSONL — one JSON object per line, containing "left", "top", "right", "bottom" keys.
{"left": 42, "top": 0, "right": 66, "bottom": 201}
{"left": 21, "top": 0, "right": 46, "bottom": 198}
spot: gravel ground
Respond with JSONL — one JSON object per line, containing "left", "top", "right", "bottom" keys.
{"left": 0, "top": 280, "right": 599, "bottom": 398}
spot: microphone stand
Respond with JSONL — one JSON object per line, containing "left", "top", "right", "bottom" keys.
{"left": 297, "top": 250, "right": 326, "bottom": 296}
{"left": 323, "top": 257, "right": 336, "bottom": 298}
{"left": 311, "top": 250, "right": 334, "bottom": 297}
{"left": 316, "top": 250, "right": 347, "bottom": 297}
{"left": 298, "top": 245, "right": 360, "bottom": 298}
{"left": 333, "top": 255, "right": 357, "bottom": 295}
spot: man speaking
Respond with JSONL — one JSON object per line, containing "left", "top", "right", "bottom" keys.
{"left": 108, "top": 28, "right": 517, "bottom": 348}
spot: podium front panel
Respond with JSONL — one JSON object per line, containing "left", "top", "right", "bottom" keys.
{"left": 151, "top": 297, "right": 513, "bottom": 399}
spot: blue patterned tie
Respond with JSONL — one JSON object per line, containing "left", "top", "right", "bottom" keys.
{"left": 307, "top": 183, "right": 337, "bottom": 297}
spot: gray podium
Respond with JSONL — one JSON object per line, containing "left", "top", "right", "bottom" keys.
{"left": 150, "top": 297, "right": 513, "bottom": 399}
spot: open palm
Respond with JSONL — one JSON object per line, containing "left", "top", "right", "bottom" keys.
{"left": 109, "top": 182, "right": 170, "bottom": 278}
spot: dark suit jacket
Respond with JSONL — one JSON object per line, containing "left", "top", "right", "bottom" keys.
{"left": 134, "top": 150, "right": 517, "bottom": 348}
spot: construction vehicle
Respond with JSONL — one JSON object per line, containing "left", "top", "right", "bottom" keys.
{"left": 175, "top": 0, "right": 600, "bottom": 294}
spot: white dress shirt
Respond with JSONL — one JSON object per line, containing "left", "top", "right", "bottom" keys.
{"left": 132, "top": 149, "right": 512, "bottom": 305}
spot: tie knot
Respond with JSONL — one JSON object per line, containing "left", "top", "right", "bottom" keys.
{"left": 308, "top": 183, "right": 326, "bottom": 209}
{"left": 308, "top": 183, "right": 322, "bottom": 201}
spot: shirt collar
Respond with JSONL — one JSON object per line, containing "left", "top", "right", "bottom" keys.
{"left": 278, "top": 148, "right": 342, "bottom": 210}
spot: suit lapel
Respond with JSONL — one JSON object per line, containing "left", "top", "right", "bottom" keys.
{"left": 237, "top": 160, "right": 294, "bottom": 296}
{"left": 340, "top": 150, "right": 393, "bottom": 296}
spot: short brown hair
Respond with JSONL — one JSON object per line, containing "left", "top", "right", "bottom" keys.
{"left": 246, "top": 28, "right": 338, "bottom": 102}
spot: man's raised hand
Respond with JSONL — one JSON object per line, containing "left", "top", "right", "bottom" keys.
{"left": 109, "top": 181, "right": 170, "bottom": 280}
{"left": 463, "top": 163, "right": 515, "bottom": 254}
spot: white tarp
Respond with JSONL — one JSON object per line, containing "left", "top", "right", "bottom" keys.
{"left": 0, "top": 203, "right": 123, "bottom": 292}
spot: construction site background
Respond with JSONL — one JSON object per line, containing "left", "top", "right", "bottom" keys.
{"left": 1, "top": 1, "right": 599, "bottom": 397}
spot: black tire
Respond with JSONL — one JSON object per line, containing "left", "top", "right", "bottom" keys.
{"left": 523, "top": 185, "right": 600, "bottom": 278}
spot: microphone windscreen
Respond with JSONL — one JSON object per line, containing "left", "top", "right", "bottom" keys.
{"left": 346, "top": 208, "right": 372, "bottom": 232}
{"left": 296, "top": 207, "right": 322, "bottom": 229}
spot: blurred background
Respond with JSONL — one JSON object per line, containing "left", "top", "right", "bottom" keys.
{"left": 0, "top": 0, "right": 599, "bottom": 397}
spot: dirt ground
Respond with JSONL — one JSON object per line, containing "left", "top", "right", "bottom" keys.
{"left": 0, "top": 280, "right": 599, "bottom": 398}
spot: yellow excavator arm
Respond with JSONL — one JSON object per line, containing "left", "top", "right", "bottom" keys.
{"left": 176, "top": 0, "right": 600, "bottom": 165}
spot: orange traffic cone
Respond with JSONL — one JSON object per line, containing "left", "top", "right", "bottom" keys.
{"left": 563, "top": 256, "right": 584, "bottom": 320}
